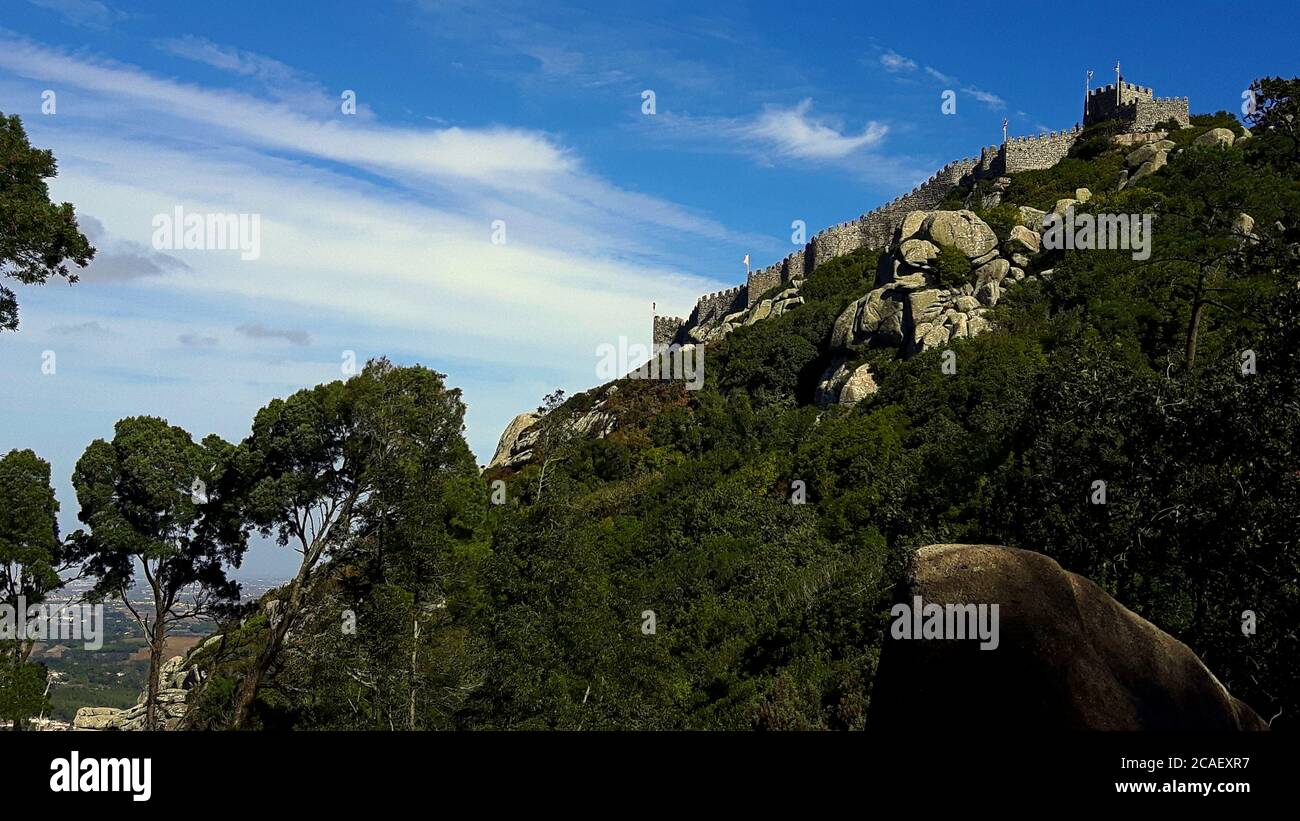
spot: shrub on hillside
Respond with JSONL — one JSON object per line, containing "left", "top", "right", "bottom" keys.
{"left": 935, "top": 245, "right": 972, "bottom": 288}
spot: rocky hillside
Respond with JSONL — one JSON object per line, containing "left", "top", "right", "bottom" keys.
{"left": 145, "top": 83, "right": 1300, "bottom": 732}
{"left": 491, "top": 118, "right": 1263, "bottom": 461}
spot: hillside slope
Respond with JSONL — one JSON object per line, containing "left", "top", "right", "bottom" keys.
{"left": 162, "top": 85, "right": 1300, "bottom": 732}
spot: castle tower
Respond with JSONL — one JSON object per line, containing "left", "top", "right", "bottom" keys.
{"left": 1084, "top": 70, "right": 1189, "bottom": 131}
{"left": 653, "top": 315, "right": 686, "bottom": 346}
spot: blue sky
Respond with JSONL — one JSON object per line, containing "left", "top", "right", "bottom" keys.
{"left": 2, "top": 0, "right": 1297, "bottom": 578}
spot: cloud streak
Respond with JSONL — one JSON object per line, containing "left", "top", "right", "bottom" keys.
{"left": 26, "top": 0, "right": 125, "bottom": 30}
{"left": 877, "top": 48, "right": 1006, "bottom": 110}
{"left": 155, "top": 35, "right": 355, "bottom": 116}
{"left": 178, "top": 332, "right": 219, "bottom": 348}
{"left": 644, "top": 98, "right": 893, "bottom": 175}
{"left": 880, "top": 50, "right": 917, "bottom": 73}
{"left": 751, "top": 99, "right": 888, "bottom": 160}
{"left": 77, "top": 215, "right": 191, "bottom": 282}
{"left": 236, "top": 324, "right": 310, "bottom": 346}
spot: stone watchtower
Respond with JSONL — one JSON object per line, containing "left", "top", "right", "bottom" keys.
{"left": 1085, "top": 73, "right": 1189, "bottom": 131}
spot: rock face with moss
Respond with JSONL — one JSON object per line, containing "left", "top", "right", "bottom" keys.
{"left": 869, "top": 545, "right": 1268, "bottom": 731}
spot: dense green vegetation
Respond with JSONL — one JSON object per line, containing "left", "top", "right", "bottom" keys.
{"left": 0, "top": 449, "right": 62, "bottom": 728}
{"left": 5, "top": 78, "right": 1300, "bottom": 732}
{"left": 191, "top": 79, "right": 1297, "bottom": 731}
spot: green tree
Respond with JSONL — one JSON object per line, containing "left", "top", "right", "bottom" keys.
{"left": 1244, "top": 76, "right": 1300, "bottom": 173}
{"left": 532, "top": 389, "right": 576, "bottom": 502}
{"left": 935, "top": 244, "right": 973, "bottom": 289}
{"left": 1136, "top": 145, "right": 1298, "bottom": 369}
{"left": 0, "top": 449, "right": 61, "bottom": 729}
{"left": 0, "top": 113, "right": 95, "bottom": 332}
{"left": 0, "top": 661, "right": 48, "bottom": 729}
{"left": 336, "top": 359, "right": 487, "bottom": 729}
{"left": 230, "top": 359, "right": 482, "bottom": 728}
{"left": 69, "top": 417, "right": 247, "bottom": 730}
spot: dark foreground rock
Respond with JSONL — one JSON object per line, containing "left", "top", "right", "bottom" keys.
{"left": 869, "top": 544, "right": 1266, "bottom": 731}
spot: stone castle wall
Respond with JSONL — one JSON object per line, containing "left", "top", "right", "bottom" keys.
{"left": 1086, "top": 81, "right": 1155, "bottom": 125}
{"left": 1002, "top": 126, "right": 1082, "bottom": 173}
{"left": 654, "top": 315, "right": 687, "bottom": 346}
{"left": 746, "top": 261, "right": 786, "bottom": 307}
{"left": 655, "top": 76, "right": 1189, "bottom": 345}
{"left": 808, "top": 157, "right": 979, "bottom": 269}
{"left": 976, "top": 144, "right": 1002, "bottom": 177}
{"left": 1133, "top": 97, "right": 1190, "bottom": 130}
{"left": 665, "top": 156, "right": 981, "bottom": 343}
{"left": 688, "top": 285, "right": 746, "bottom": 328}
{"left": 744, "top": 249, "right": 809, "bottom": 307}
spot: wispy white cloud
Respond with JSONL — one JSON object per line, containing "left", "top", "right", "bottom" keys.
{"left": 921, "top": 65, "right": 1004, "bottom": 109}
{"left": 48, "top": 320, "right": 113, "bottom": 336}
{"left": 645, "top": 99, "right": 891, "bottom": 172}
{"left": 236, "top": 324, "right": 311, "bottom": 347}
{"left": 924, "top": 66, "right": 955, "bottom": 85}
{"left": 752, "top": 99, "right": 888, "bottom": 160}
{"left": 407, "top": 0, "right": 738, "bottom": 95}
{"left": 154, "top": 35, "right": 353, "bottom": 116}
{"left": 880, "top": 50, "right": 917, "bottom": 73}
{"left": 875, "top": 49, "right": 1006, "bottom": 111}
{"left": 964, "top": 87, "right": 1006, "bottom": 109}
{"left": 156, "top": 36, "right": 306, "bottom": 85}
{"left": 26, "top": 0, "right": 125, "bottom": 30}
{"left": 0, "top": 35, "right": 572, "bottom": 184}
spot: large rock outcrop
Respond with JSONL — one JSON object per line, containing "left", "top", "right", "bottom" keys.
{"left": 487, "top": 412, "right": 540, "bottom": 469}
{"left": 814, "top": 360, "right": 878, "bottom": 408}
{"left": 73, "top": 650, "right": 210, "bottom": 731}
{"left": 869, "top": 544, "right": 1267, "bottom": 731}
{"left": 486, "top": 401, "right": 618, "bottom": 471}
{"left": 920, "top": 210, "right": 998, "bottom": 259}
{"left": 831, "top": 209, "right": 1037, "bottom": 359}
{"left": 1194, "top": 127, "right": 1237, "bottom": 148}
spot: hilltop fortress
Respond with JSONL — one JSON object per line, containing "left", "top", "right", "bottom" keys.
{"left": 654, "top": 76, "right": 1189, "bottom": 346}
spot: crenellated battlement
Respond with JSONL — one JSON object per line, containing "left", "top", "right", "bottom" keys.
{"left": 687, "top": 285, "right": 746, "bottom": 330}
{"left": 1002, "top": 124, "right": 1082, "bottom": 173}
{"left": 804, "top": 156, "right": 979, "bottom": 269}
{"left": 1008, "top": 125, "right": 1082, "bottom": 144}
{"left": 1089, "top": 81, "right": 1155, "bottom": 101}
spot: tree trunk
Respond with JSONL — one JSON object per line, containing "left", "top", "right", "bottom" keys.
{"left": 232, "top": 631, "right": 274, "bottom": 729}
{"left": 146, "top": 611, "right": 165, "bottom": 731}
{"left": 9, "top": 651, "right": 23, "bottom": 731}
{"left": 232, "top": 563, "right": 310, "bottom": 728}
{"left": 231, "top": 493, "right": 357, "bottom": 729}
{"left": 1185, "top": 299, "right": 1206, "bottom": 371}
{"left": 409, "top": 615, "right": 419, "bottom": 731}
